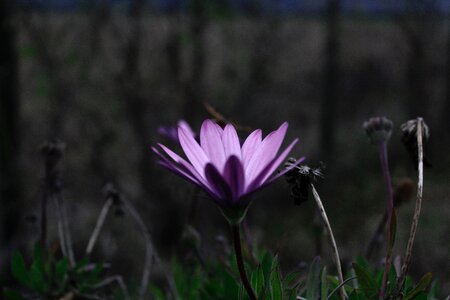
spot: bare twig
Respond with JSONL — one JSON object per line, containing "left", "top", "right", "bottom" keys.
{"left": 40, "top": 141, "right": 75, "bottom": 265}
{"left": 85, "top": 197, "right": 114, "bottom": 256}
{"left": 60, "top": 193, "right": 75, "bottom": 267}
{"left": 397, "top": 118, "right": 425, "bottom": 292}
{"left": 310, "top": 184, "right": 347, "bottom": 300}
{"left": 93, "top": 275, "right": 130, "bottom": 300}
{"left": 121, "top": 197, "right": 155, "bottom": 300}
{"left": 53, "top": 194, "right": 68, "bottom": 258}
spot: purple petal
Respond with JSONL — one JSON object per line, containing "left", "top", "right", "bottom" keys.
{"left": 155, "top": 144, "right": 210, "bottom": 187}
{"left": 178, "top": 120, "right": 195, "bottom": 138}
{"left": 204, "top": 163, "right": 232, "bottom": 205}
{"left": 241, "top": 129, "right": 262, "bottom": 168}
{"left": 214, "top": 123, "right": 224, "bottom": 136}
{"left": 245, "top": 138, "right": 299, "bottom": 192}
{"left": 158, "top": 160, "right": 220, "bottom": 200}
{"left": 245, "top": 122, "right": 288, "bottom": 183}
{"left": 223, "top": 156, "right": 245, "bottom": 201}
{"left": 178, "top": 125, "right": 209, "bottom": 177}
{"left": 200, "top": 119, "right": 226, "bottom": 171}
{"left": 222, "top": 124, "right": 242, "bottom": 160}
{"left": 152, "top": 146, "right": 201, "bottom": 185}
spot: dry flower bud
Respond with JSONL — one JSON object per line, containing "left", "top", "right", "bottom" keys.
{"left": 400, "top": 118, "right": 432, "bottom": 169}
{"left": 363, "top": 117, "right": 393, "bottom": 144}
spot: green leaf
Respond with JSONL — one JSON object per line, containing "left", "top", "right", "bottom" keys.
{"left": 321, "top": 267, "right": 329, "bottom": 300}
{"left": 306, "top": 257, "right": 322, "bottom": 300}
{"left": 251, "top": 265, "right": 265, "bottom": 297}
{"left": 32, "top": 244, "right": 45, "bottom": 274}
{"left": 29, "top": 263, "right": 49, "bottom": 293}
{"left": 11, "top": 252, "right": 30, "bottom": 287}
{"left": 347, "top": 290, "right": 369, "bottom": 300}
{"left": 55, "top": 257, "right": 69, "bottom": 283}
{"left": 87, "top": 262, "right": 104, "bottom": 285}
{"left": 427, "top": 280, "right": 439, "bottom": 299}
{"left": 222, "top": 270, "right": 240, "bottom": 299}
{"left": 149, "top": 284, "right": 167, "bottom": 300}
{"left": 3, "top": 289, "right": 27, "bottom": 300}
{"left": 352, "top": 262, "right": 377, "bottom": 298}
{"left": 270, "top": 265, "right": 283, "bottom": 300}
{"left": 75, "top": 257, "right": 89, "bottom": 273}
{"left": 387, "top": 263, "right": 397, "bottom": 296}
{"left": 283, "top": 271, "right": 301, "bottom": 289}
{"left": 403, "top": 273, "right": 432, "bottom": 300}
{"left": 261, "top": 252, "right": 274, "bottom": 284}
{"left": 355, "top": 256, "right": 372, "bottom": 276}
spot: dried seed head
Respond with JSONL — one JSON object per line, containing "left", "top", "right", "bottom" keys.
{"left": 284, "top": 159, "right": 324, "bottom": 206}
{"left": 363, "top": 117, "right": 394, "bottom": 144}
{"left": 103, "top": 182, "right": 122, "bottom": 206}
{"left": 400, "top": 118, "right": 430, "bottom": 141}
{"left": 40, "top": 140, "right": 66, "bottom": 168}
{"left": 400, "top": 118, "right": 432, "bottom": 169}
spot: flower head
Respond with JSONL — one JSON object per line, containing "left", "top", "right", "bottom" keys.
{"left": 157, "top": 120, "right": 195, "bottom": 144}
{"left": 400, "top": 118, "right": 432, "bottom": 169}
{"left": 363, "top": 117, "right": 393, "bottom": 144}
{"left": 153, "top": 119, "right": 303, "bottom": 224}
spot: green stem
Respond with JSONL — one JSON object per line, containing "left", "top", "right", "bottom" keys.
{"left": 231, "top": 224, "right": 257, "bottom": 300}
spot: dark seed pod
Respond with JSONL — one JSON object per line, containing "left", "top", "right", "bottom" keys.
{"left": 284, "top": 159, "right": 324, "bottom": 206}
{"left": 363, "top": 117, "right": 393, "bottom": 144}
{"left": 400, "top": 118, "right": 432, "bottom": 169}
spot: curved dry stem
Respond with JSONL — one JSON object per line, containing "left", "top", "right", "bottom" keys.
{"left": 310, "top": 184, "right": 347, "bottom": 300}
{"left": 85, "top": 197, "right": 114, "bottom": 256}
{"left": 121, "top": 197, "right": 155, "bottom": 300}
{"left": 397, "top": 118, "right": 424, "bottom": 292}
{"left": 93, "top": 275, "right": 130, "bottom": 300}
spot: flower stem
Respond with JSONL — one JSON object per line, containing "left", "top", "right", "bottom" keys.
{"left": 378, "top": 141, "right": 394, "bottom": 299}
{"left": 231, "top": 224, "right": 257, "bottom": 300}
{"left": 310, "top": 184, "right": 346, "bottom": 300}
{"left": 85, "top": 197, "right": 114, "bottom": 257}
{"left": 397, "top": 118, "right": 425, "bottom": 293}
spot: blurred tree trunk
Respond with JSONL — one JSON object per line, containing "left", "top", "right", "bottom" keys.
{"left": 183, "top": 0, "right": 207, "bottom": 120}
{"left": 0, "top": 0, "right": 21, "bottom": 276}
{"left": 320, "top": 0, "right": 340, "bottom": 167}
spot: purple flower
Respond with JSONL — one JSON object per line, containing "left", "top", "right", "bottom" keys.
{"left": 157, "top": 120, "right": 195, "bottom": 144}
{"left": 153, "top": 119, "right": 304, "bottom": 223}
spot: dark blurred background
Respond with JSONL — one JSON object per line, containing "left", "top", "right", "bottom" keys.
{"left": 1, "top": 0, "right": 449, "bottom": 295}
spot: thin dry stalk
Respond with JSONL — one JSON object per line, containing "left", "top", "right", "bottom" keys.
{"left": 53, "top": 195, "right": 68, "bottom": 259}
{"left": 93, "top": 275, "right": 130, "bottom": 300}
{"left": 310, "top": 184, "right": 347, "bottom": 300}
{"left": 59, "top": 194, "right": 75, "bottom": 267}
{"left": 85, "top": 197, "right": 114, "bottom": 256}
{"left": 397, "top": 118, "right": 424, "bottom": 291}
{"left": 121, "top": 198, "right": 154, "bottom": 300}
{"left": 53, "top": 194, "right": 75, "bottom": 267}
